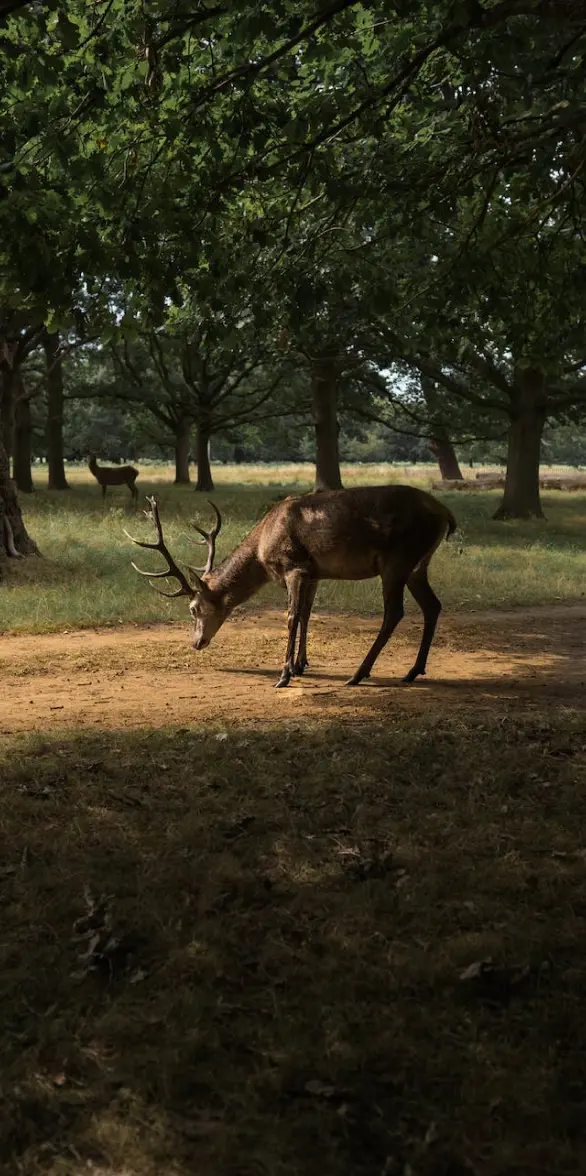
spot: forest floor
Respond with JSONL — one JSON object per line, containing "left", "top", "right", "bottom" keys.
{"left": 2, "top": 605, "right": 586, "bottom": 1175}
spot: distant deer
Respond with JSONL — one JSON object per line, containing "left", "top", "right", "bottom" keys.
{"left": 126, "top": 486, "right": 456, "bottom": 688}
{"left": 88, "top": 454, "right": 139, "bottom": 502}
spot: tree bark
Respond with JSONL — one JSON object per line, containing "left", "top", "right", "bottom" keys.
{"left": 45, "top": 330, "right": 69, "bottom": 490}
{"left": 0, "top": 363, "right": 14, "bottom": 461}
{"left": 493, "top": 367, "right": 547, "bottom": 520}
{"left": 311, "top": 353, "right": 343, "bottom": 490}
{"left": 421, "top": 376, "right": 463, "bottom": 479}
{"left": 174, "top": 419, "right": 192, "bottom": 484}
{"left": 195, "top": 419, "right": 214, "bottom": 492}
{"left": 13, "top": 375, "right": 33, "bottom": 493}
{"left": 0, "top": 368, "right": 39, "bottom": 561}
{"left": 428, "top": 436, "right": 463, "bottom": 480}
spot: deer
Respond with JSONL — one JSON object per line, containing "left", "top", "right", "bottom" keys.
{"left": 88, "top": 454, "right": 139, "bottom": 502}
{"left": 125, "top": 485, "right": 456, "bottom": 688}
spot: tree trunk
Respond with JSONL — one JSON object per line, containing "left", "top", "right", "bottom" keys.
{"left": 13, "top": 375, "right": 33, "bottom": 493}
{"left": 195, "top": 419, "right": 214, "bottom": 492}
{"left": 1, "top": 363, "right": 14, "bottom": 461}
{"left": 428, "top": 436, "right": 463, "bottom": 480}
{"left": 311, "top": 354, "right": 342, "bottom": 490}
{"left": 493, "top": 367, "right": 547, "bottom": 520}
{"left": 45, "top": 330, "right": 69, "bottom": 490}
{"left": 174, "top": 420, "right": 192, "bottom": 484}
{"left": 421, "top": 376, "right": 463, "bottom": 480}
{"left": 0, "top": 367, "right": 39, "bottom": 561}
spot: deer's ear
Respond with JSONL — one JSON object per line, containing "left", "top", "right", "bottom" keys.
{"left": 187, "top": 567, "right": 211, "bottom": 596}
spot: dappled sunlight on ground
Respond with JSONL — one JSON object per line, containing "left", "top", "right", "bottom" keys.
{"left": 1, "top": 605, "right": 584, "bottom": 733}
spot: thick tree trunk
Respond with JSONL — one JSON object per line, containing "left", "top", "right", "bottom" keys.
{"left": 195, "top": 420, "right": 214, "bottom": 492}
{"left": 493, "top": 367, "right": 547, "bottom": 520}
{"left": 13, "top": 376, "right": 33, "bottom": 493}
{"left": 45, "top": 331, "right": 69, "bottom": 490}
{"left": 428, "top": 436, "right": 463, "bottom": 480}
{"left": 0, "top": 370, "right": 39, "bottom": 561}
{"left": 1, "top": 364, "right": 14, "bottom": 461}
{"left": 174, "top": 420, "right": 192, "bottom": 484}
{"left": 311, "top": 354, "right": 342, "bottom": 490}
{"left": 421, "top": 376, "right": 463, "bottom": 480}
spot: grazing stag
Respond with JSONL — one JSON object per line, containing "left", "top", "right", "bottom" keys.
{"left": 126, "top": 486, "right": 456, "bottom": 688}
{"left": 88, "top": 454, "right": 139, "bottom": 502}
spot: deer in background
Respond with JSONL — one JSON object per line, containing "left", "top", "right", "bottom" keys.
{"left": 126, "top": 486, "right": 456, "bottom": 688}
{"left": 88, "top": 454, "right": 139, "bottom": 502}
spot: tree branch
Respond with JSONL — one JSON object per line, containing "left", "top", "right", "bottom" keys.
{"left": 156, "top": 5, "right": 228, "bottom": 50}
{"left": 369, "top": 321, "right": 510, "bottom": 413}
{"left": 186, "top": 0, "right": 363, "bottom": 116}
{"left": 350, "top": 403, "right": 506, "bottom": 445}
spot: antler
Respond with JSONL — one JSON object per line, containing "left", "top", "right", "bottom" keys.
{"left": 124, "top": 496, "right": 199, "bottom": 598}
{"left": 189, "top": 500, "right": 222, "bottom": 576}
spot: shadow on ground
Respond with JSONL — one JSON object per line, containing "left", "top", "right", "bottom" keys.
{"left": 2, "top": 706, "right": 586, "bottom": 1175}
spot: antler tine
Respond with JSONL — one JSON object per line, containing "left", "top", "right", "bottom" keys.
{"left": 124, "top": 496, "right": 198, "bottom": 598}
{"left": 207, "top": 500, "right": 222, "bottom": 537}
{"left": 190, "top": 500, "right": 223, "bottom": 576}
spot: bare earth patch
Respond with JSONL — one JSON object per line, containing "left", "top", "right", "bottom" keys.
{"left": 1, "top": 604, "right": 585, "bottom": 732}
{"left": 2, "top": 606, "right": 586, "bottom": 1175}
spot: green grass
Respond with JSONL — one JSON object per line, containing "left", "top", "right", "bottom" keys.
{"left": 2, "top": 707, "right": 586, "bottom": 1175}
{"left": 2, "top": 463, "right": 586, "bottom": 634}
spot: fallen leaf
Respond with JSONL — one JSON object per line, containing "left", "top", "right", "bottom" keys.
{"left": 129, "top": 967, "right": 148, "bottom": 985}
{"left": 305, "top": 1078, "right": 337, "bottom": 1098}
{"left": 460, "top": 958, "right": 492, "bottom": 982}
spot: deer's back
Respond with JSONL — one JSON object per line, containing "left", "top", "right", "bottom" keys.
{"left": 93, "top": 463, "right": 138, "bottom": 481}
{"left": 257, "top": 485, "right": 452, "bottom": 581}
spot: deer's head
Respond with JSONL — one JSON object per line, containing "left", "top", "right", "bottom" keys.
{"left": 125, "top": 496, "right": 225, "bottom": 651}
{"left": 187, "top": 582, "right": 227, "bottom": 650}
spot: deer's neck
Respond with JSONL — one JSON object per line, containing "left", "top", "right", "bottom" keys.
{"left": 207, "top": 536, "right": 268, "bottom": 612}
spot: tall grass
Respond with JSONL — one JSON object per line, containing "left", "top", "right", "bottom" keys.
{"left": 2, "top": 463, "right": 586, "bottom": 633}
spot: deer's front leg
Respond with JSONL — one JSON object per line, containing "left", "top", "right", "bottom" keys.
{"left": 293, "top": 579, "right": 317, "bottom": 676}
{"left": 275, "top": 571, "right": 308, "bottom": 688}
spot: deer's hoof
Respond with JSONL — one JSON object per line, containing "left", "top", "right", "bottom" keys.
{"left": 346, "top": 674, "right": 364, "bottom": 687}
{"left": 401, "top": 667, "right": 426, "bottom": 684}
{"left": 292, "top": 660, "right": 308, "bottom": 677}
{"left": 274, "top": 676, "right": 291, "bottom": 689}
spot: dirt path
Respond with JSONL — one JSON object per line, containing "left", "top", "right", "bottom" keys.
{"left": 1, "top": 604, "right": 585, "bottom": 733}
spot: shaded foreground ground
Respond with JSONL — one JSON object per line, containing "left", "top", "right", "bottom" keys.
{"left": 1, "top": 608, "right": 586, "bottom": 1175}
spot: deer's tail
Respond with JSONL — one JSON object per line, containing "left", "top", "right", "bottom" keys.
{"left": 445, "top": 508, "right": 457, "bottom": 539}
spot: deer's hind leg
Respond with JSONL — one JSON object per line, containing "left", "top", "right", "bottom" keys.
{"left": 401, "top": 561, "right": 442, "bottom": 683}
{"left": 292, "top": 579, "right": 317, "bottom": 676}
{"left": 347, "top": 568, "right": 407, "bottom": 686}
